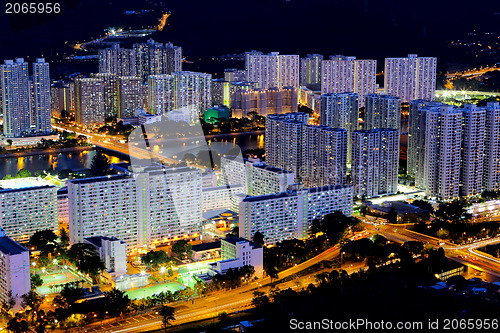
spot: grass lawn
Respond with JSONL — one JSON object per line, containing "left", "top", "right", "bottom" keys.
{"left": 125, "top": 282, "right": 185, "bottom": 300}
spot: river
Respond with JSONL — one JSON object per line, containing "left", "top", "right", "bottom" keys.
{"left": 0, "top": 132, "right": 264, "bottom": 177}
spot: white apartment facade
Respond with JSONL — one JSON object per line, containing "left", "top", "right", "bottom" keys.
{"left": 239, "top": 185, "right": 353, "bottom": 245}
{"left": 461, "top": 104, "right": 486, "bottom": 197}
{"left": 84, "top": 236, "right": 127, "bottom": 277}
{"left": 321, "top": 56, "right": 376, "bottom": 107}
{"left": 0, "top": 229, "right": 31, "bottom": 312}
{"left": 1, "top": 58, "right": 51, "bottom": 137}
{"left": 364, "top": 94, "right": 401, "bottom": 130}
{"left": 265, "top": 113, "right": 309, "bottom": 181}
{"left": 408, "top": 100, "right": 444, "bottom": 185}
{"left": 117, "top": 76, "right": 143, "bottom": 118}
{"left": 301, "top": 125, "right": 347, "bottom": 187}
{"left": 246, "top": 52, "right": 299, "bottom": 89}
{"left": 484, "top": 102, "right": 500, "bottom": 192}
{"left": 32, "top": 58, "right": 52, "bottom": 135}
{"left": 208, "top": 237, "right": 264, "bottom": 278}
{"left": 351, "top": 129, "right": 399, "bottom": 197}
{"left": 384, "top": 54, "right": 436, "bottom": 103}
{"left": 300, "top": 54, "right": 323, "bottom": 90}
{"left": 202, "top": 184, "right": 244, "bottom": 212}
{"left": 219, "top": 156, "right": 295, "bottom": 196}
{"left": 0, "top": 178, "right": 58, "bottom": 242}
{"left": 320, "top": 92, "right": 359, "bottom": 161}
{"left": 424, "top": 105, "right": 463, "bottom": 200}
{"left": 68, "top": 167, "right": 203, "bottom": 252}
{"left": 147, "top": 74, "right": 176, "bottom": 115}
{"left": 75, "top": 77, "right": 105, "bottom": 127}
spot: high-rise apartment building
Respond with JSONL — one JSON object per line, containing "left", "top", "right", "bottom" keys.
{"left": 239, "top": 185, "right": 353, "bottom": 245}
{"left": 265, "top": 113, "right": 348, "bottom": 187}
{"left": 50, "top": 82, "right": 73, "bottom": 117}
{"left": 212, "top": 78, "right": 231, "bottom": 107}
{"left": 320, "top": 92, "right": 359, "bottom": 161}
{"left": 0, "top": 178, "right": 58, "bottom": 242}
{"left": 364, "top": 94, "right": 401, "bottom": 130}
{"left": 99, "top": 44, "right": 137, "bottom": 77}
{"left": 300, "top": 54, "right": 323, "bottom": 91}
{"left": 99, "top": 40, "right": 182, "bottom": 80}
{"left": 68, "top": 166, "right": 202, "bottom": 252}
{"left": 32, "top": 58, "right": 52, "bottom": 134}
{"left": 117, "top": 76, "right": 143, "bottom": 118}
{"left": 224, "top": 68, "right": 247, "bottom": 82}
{"left": 75, "top": 77, "right": 105, "bottom": 127}
{"left": 1, "top": 59, "right": 32, "bottom": 137}
{"left": 173, "top": 71, "right": 212, "bottom": 122}
{"left": 265, "top": 113, "right": 309, "bottom": 181}
{"left": 246, "top": 52, "right": 299, "bottom": 89}
{"left": 407, "top": 100, "right": 443, "bottom": 184}
{"left": 230, "top": 86, "right": 298, "bottom": 118}
{"left": 484, "top": 102, "right": 500, "bottom": 192}
{"left": 202, "top": 184, "right": 244, "bottom": 212}
{"left": 351, "top": 129, "right": 399, "bottom": 197}
{"left": 461, "top": 104, "right": 486, "bottom": 197}
{"left": 134, "top": 40, "right": 182, "bottom": 79}
{"left": 220, "top": 156, "right": 295, "bottom": 196}
{"left": 301, "top": 126, "right": 347, "bottom": 187}
{"left": 424, "top": 105, "right": 463, "bottom": 200}
{"left": 384, "top": 54, "right": 436, "bottom": 103}
{"left": 321, "top": 56, "right": 376, "bottom": 107}
{"left": 147, "top": 74, "right": 176, "bottom": 115}
{"left": 408, "top": 101, "right": 463, "bottom": 200}
{"left": 91, "top": 73, "right": 118, "bottom": 119}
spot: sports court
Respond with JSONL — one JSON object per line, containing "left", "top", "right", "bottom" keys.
{"left": 36, "top": 270, "right": 83, "bottom": 295}
{"left": 125, "top": 281, "right": 185, "bottom": 300}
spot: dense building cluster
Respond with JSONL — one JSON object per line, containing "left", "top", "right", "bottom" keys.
{"left": 6, "top": 35, "right": 500, "bottom": 317}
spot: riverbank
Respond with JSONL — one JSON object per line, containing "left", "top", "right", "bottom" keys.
{"left": 204, "top": 130, "right": 264, "bottom": 140}
{"left": 0, "top": 145, "right": 94, "bottom": 158}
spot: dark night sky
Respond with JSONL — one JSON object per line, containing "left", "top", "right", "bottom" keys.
{"left": 0, "top": 0, "right": 499, "bottom": 72}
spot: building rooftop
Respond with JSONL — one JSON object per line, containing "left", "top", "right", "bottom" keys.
{"left": 0, "top": 177, "right": 55, "bottom": 192}
{"left": 223, "top": 236, "right": 262, "bottom": 249}
{"left": 242, "top": 191, "right": 294, "bottom": 203}
{"left": 69, "top": 174, "right": 131, "bottom": 185}
{"left": 84, "top": 236, "right": 124, "bottom": 248}
{"left": 191, "top": 241, "right": 221, "bottom": 252}
{"left": 57, "top": 187, "right": 68, "bottom": 195}
{"left": 0, "top": 236, "right": 28, "bottom": 255}
{"left": 250, "top": 162, "right": 293, "bottom": 174}
{"left": 307, "top": 184, "right": 353, "bottom": 193}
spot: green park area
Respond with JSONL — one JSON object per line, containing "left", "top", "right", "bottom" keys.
{"left": 125, "top": 282, "right": 185, "bottom": 300}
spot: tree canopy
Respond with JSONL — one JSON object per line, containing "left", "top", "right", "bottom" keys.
{"left": 141, "top": 250, "right": 175, "bottom": 270}
{"left": 67, "top": 243, "right": 105, "bottom": 284}
{"left": 90, "top": 151, "right": 110, "bottom": 176}
{"left": 171, "top": 240, "right": 192, "bottom": 259}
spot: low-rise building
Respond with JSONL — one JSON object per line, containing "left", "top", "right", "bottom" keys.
{"left": 84, "top": 236, "right": 127, "bottom": 277}
{"left": 0, "top": 228, "right": 30, "bottom": 312}
{"left": 208, "top": 237, "right": 264, "bottom": 278}
{"left": 204, "top": 105, "right": 230, "bottom": 124}
{"left": 191, "top": 241, "right": 221, "bottom": 261}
